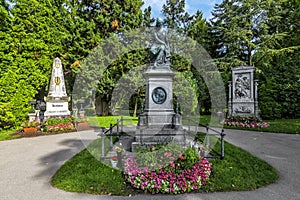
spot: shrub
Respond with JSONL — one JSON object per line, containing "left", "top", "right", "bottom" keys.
{"left": 0, "top": 103, "right": 17, "bottom": 129}
{"left": 44, "top": 116, "right": 74, "bottom": 126}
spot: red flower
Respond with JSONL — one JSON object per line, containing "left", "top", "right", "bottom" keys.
{"left": 112, "top": 155, "right": 118, "bottom": 161}
{"left": 179, "top": 155, "right": 184, "bottom": 160}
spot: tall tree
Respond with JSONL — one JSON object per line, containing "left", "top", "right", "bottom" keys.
{"left": 210, "top": 0, "right": 299, "bottom": 69}
{"left": 210, "top": 0, "right": 299, "bottom": 119}
{"left": 0, "top": 0, "right": 67, "bottom": 127}
{"left": 68, "top": 0, "right": 146, "bottom": 115}
{"left": 162, "top": 0, "right": 192, "bottom": 32}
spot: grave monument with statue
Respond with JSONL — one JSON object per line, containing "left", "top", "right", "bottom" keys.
{"left": 132, "top": 18, "right": 184, "bottom": 150}
{"left": 44, "top": 57, "right": 70, "bottom": 117}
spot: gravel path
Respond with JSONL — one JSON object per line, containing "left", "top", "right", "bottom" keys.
{"left": 0, "top": 128, "right": 299, "bottom": 200}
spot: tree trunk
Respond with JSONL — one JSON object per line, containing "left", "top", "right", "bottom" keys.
{"left": 133, "top": 91, "right": 139, "bottom": 118}
{"left": 102, "top": 100, "right": 109, "bottom": 116}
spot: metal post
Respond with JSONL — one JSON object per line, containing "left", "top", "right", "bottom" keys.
{"left": 228, "top": 81, "right": 232, "bottom": 116}
{"left": 121, "top": 116, "right": 123, "bottom": 132}
{"left": 206, "top": 123, "right": 210, "bottom": 147}
{"left": 183, "top": 130, "right": 186, "bottom": 147}
{"left": 117, "top": 151, "right": 122, "bottom": 170}
{"left": 101, "top": 129, "right": 105, "bottom": 160}
{"left": 110, "top": 124, "right": 113, "bottom": 148}
{"left": 117, "top": 120, "right": 119, "bottom": 133}
{"left": 221, "top": 129, "right": 225, "bottom": 159}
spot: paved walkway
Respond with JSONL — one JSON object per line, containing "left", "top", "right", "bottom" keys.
{"left": 0, "top": 128, "right": 299, "bottom": 200}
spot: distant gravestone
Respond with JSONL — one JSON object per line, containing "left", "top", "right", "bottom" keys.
{"left": 228, "top": 66, "right": 259, "bottom": 117}
{"left": 44, "top": 57, "right": 70, "bottom": 117}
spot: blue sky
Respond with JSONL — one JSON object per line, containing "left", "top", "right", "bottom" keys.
{"left": 142, "top": 0, "right": 222, "bottom": 19}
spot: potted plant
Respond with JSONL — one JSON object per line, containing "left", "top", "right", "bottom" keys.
{"left": 110, "top": 155, "right": 118, "bottom": 168}
{"left": 75, "top": 117, "right": 89, "bottom": 130}
{"left": 22, "top": 121, "right": 38, "bottom": 133}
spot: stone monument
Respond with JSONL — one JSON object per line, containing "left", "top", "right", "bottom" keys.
{"left": 228, "top": 66, "right": 259, "bottom": 117}
{"left": 133, "top": 18, "right": 183, "bottom": 149}
{"left": 44, "top": 57, "right": 70, "bottom": 117}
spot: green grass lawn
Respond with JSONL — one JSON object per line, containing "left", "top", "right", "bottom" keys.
{"left": 202, "top": 140, "right": 278, "bottom": 192}
{"left": 51, "top": 139, "right": 279, "bottom": 195}
{"left": 0, "top": 129, "right": 20, "bottom": 141}
{"left": 88, "top": 116, "right": 138, "bottom": 128}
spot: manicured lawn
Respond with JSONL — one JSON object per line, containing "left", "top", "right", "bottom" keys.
{"left": 51, "top": 139, "right": 279, "bottom": 195}
{"left": 88, "top": 116, "right": 138, "bottom": 128}
{"left": 202, "top": 140, "right": 279, "bottom": 192}
{"left": 0, "top": 129, "right": 20, "bottom": 141}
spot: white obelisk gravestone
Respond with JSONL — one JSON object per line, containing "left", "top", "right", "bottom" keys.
{"left": 44, "top": 57, "right": 70, "bottom": 117}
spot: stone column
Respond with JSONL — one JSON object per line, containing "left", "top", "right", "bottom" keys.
{"left": 228, "top": 81, "right": 232, "bottom": 116}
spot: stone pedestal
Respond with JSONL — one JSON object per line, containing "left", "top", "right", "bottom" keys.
{"left": 44, "top": 58, "right": 70, "bottom": 117}
{"left": 133, "top": 67, "right": 184, "bottom": 149}
{"left": 28, "top": 113, "right": 36, "bottom": 122}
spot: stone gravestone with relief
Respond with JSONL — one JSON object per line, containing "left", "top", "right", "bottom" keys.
{"left": 228, "top": 66, "right": 259, "bottom": 117}
{"left": 44, "top": 57, "right": 70, "bottom": 117}
{"left": 132, "top": 19, "right": 184, "bottom": 151}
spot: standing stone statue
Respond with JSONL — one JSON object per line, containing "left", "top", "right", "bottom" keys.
{"left": 149, "top": 18, "right": 171, "bottom": 68}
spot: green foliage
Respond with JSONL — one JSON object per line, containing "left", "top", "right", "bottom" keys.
{"left": 0, "top": 0, "right": 67, "bottom": 128}
{"left": 134, "top": 143, "right": 184, "bottom": 171}
{"left": 162, "top": 0, "right": 191, "bottom": 32}
{"left": 21, "top": 121, "right": 38, "bottom": 128}
{"left": 0, "top": 129, "right": 20, "bottom": 141}
{"left": 0, "top": 0, "right": 146, "bottom": 128}
{"left": 0, "top": 103, "right": 16, "bottom": 129}
{"left": 209, "top": 0, "right": 299, "bottom": 118}
{"left": 178, "top": 147, "right": 201, "bottom": 169}
{"left": 258, "top": 53, "right": 300, "bottom": 119}
{"left": 44, "top": 116, "right": 74, "bottom": 126}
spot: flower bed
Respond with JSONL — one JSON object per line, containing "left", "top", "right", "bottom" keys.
{"left": 225, "top": 116, "right": 270, "bottom": 128}
{"left": 45, "top": 122, "right": 75, "bottom": 133}
{"left": 124, "top": 145, "right": 211, "bottom": 194}
{"left": 43, "top": 116, "right": 76, "bottom": 133}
